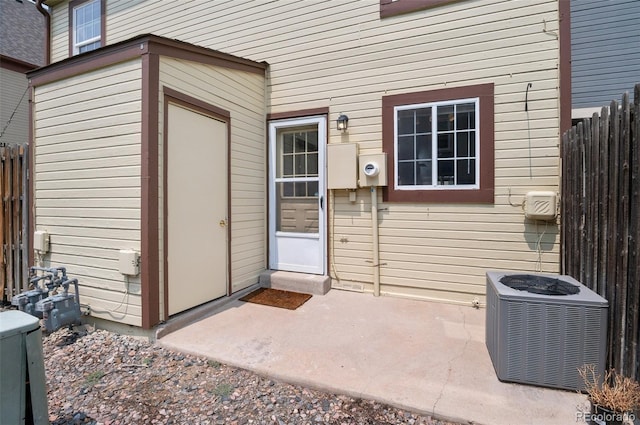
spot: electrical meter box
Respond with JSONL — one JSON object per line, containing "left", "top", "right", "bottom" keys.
{"left": 524, "top": 191, "right": 557, "bottom": 221}
{"left": 327, "top": 143, "right": 358, "bottom": 189}
{"left": 358, "top": 153, "right": 387, "bottom": 187}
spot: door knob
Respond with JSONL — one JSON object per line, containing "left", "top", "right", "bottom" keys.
{"left": 219, "top": 219, "right": 227, "bottom": 227}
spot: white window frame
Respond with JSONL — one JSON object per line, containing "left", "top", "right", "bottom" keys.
{"left": 72, "top": 0, "right": 101, "bottom": 55}
{"left": 394, "top": 97, "right": 480, "bottom": 191}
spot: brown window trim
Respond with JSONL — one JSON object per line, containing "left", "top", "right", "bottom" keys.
{"left": 382, "top": 83, "right": 494, "bottom": 204}
{"left": 380, "top": 0, "right": 463, "bottom": 19}
{"left": 68, "top": 0, "right": 106, "bottom": 57}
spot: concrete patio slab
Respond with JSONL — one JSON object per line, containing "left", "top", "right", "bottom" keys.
{"left": 158, "top": 290, "right": 588, "bottom": 425}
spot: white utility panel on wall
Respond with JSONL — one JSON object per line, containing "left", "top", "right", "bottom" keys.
{"left": 327, "top": 143, "right": 358, "bottom": 189}
{"left": 524, "top": 191, "right": 557, "bottom": 221}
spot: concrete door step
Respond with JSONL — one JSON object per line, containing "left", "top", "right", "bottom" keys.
{"left": 259, "top": 270, "right": 331, "bottom": 295}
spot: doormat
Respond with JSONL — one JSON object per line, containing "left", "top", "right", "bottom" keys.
{"left": 239, "top": 287, "right": 312, "bottom": 310}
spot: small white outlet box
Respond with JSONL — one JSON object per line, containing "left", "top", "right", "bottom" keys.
{"left": 119, "top": 250, "right": 140, "bottom": 276}
{"left": 524, "top": 191, "right": 557, "bottom": 221}
{"left": 34, "top": 231, "right": 49, "bottom": 253}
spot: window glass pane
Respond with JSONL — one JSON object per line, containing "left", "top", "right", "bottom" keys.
{"left": 416, "top": 134, "right": 431, "bottom": 159}
{"left": 307, "top": 153, "right": 318, "bottom": 176}
{"left": 79, "top": 42, "right": 100, "bottom": 54}
{"left": 283, "top": 182, "right": 294, "bottom": 197}
{"left": 437, "top": 160, "right": 455, "bottom": 185}
{"left": 468, "top": 131, "right": 476, "bottom": 157}
{"left": 456, "top": 131, "right": 476, "bottom": 157}
{"left": 456, "top": 103, "right": 475, "bottom": 130}
{"left": 76, "top": 26, "right": 85, "bottom": 44}
{"left": 307, "top": 131, "right": 318, "bottom": 152}
{"left": 398, "top": 162, "right": 415, "bottom": 186}
{"left": 416, "top": 161, "right": 432, "bottom": 185}
{"left": 415, "top": 108, "right": 431, "bottom": 133}
{"left": 397, "top": 109, "right": 414, "bottom": 135}
{"left": 308, "top": 181, "right": 318, "bottom": 197}
{"left": 437, "top": 105, "right": 454, "bottom": 132}
{"left": 437, "top": 133, "right": 454, "bottom": 158}
{"left": 294, "top": 182, "right": 307, "bottom": 197}
{"left": 282, "top": 155, "right": 293, "bottom": 176}
{"left": 294, "top": 154, "right": 305, "bottom": 175}
{"left": 294, "top": 133, "right": 306, "bottom": 153}
{"left": 456, "top": 132, "right": 469, "bottom": 157}
{"left": 283, "top": 133, "right": 293, "bottom": 153}
{"left": 456, "top": 159, "right": 476, "bottom": 185}
{"left": 397, "top": 136, "right": 414, "bottom": 161}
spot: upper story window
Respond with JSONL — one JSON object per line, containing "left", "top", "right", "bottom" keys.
{"left": 70, "top": 0, "right": 104, "bottom": 56}
{"left": 382, "top": 83, "right": 494, "bottom": 204}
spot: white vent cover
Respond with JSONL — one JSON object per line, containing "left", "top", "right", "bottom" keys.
{"left": 485, "top": 271, "right": 608, "bottom": 391}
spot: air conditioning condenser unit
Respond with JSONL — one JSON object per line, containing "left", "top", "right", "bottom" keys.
{"left": 485, "top": 271, "right": 608, "bottom": 391}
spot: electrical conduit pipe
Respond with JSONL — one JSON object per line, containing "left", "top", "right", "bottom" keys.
{"left": 371, "top": 186, "right": 380, "bottom": 296}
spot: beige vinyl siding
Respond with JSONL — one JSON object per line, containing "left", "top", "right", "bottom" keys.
{"left": 47, "top": 0, "right": 561, "bottom": 305}
{"left": 34, "top": 59, "right": 143, "bottom": 326}
{"left": 49, "top": 3, "right": 69, "bottom": 62}
{"left": 158, "top": 57, "right": 266, "bottom": 293}
{"left": 0, "top": 68, "right": 29, "bottom": 144}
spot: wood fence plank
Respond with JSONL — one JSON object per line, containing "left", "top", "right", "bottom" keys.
{"left": 560, "top": 132, "right": 568, "bottom": 273}
{"left": 608, "top": 99, "right": 622, "bottom": 371}
{"left": 12, "top": 145, "right": 21, "bottom": 295}
{"left": 583, "top": 118, "right": 594, "bottom": 288}
{"left": 572, "top": 126, "right": 581, "bottom": 279}
{"left": 591, "top": 112, "right": 601, "bottom": 295}
{"left": 618, "top": 93, "right": 631, "bottom": 374}
{"left": 577, "top": 121, "right": 587, "bottom": 284}
{"left": 21, "top": 145, "right": 28, "bottom": 293}
{"left": 4, "top": 148, "right": 13, "bottom": 299}
{"left": 599, "top": 106, "right": 610, "bottom": 301}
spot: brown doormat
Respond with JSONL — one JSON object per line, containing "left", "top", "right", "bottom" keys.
{"left": 239, "top": 287, "right": 312, "bottom": 310}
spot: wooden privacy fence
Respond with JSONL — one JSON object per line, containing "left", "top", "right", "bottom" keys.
{"left": 561, "top": 84, "right": 640, "bottom": 381}
{"left": 0, "top": 143, "right": 29, "bottom": 302}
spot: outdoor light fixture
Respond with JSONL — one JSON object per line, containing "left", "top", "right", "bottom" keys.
{"left": 337, "top": 114, "right": 349, "bottom": 132}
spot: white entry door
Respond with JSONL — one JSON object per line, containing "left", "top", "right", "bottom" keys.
{"left": 269, "top": 117, "right": 326, "bottom": 274}
{"left": 167, "top": 102, "right": 228, "bottom": 316}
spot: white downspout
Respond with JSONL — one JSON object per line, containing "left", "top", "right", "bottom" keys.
{"left": 371, "top": 186, "right": 380, "bottom": 296}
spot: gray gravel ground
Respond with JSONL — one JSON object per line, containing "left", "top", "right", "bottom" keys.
{"left": 43, "top": 326, "right": 465, "bottom": 425}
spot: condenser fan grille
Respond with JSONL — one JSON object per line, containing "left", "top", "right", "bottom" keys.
{"left": 499, "top": 274, "right": 580, "bottom": 296}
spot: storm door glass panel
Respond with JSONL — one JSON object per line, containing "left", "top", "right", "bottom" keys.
{"left": 275, "top": 126, "right": 319, "bottom": 233}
